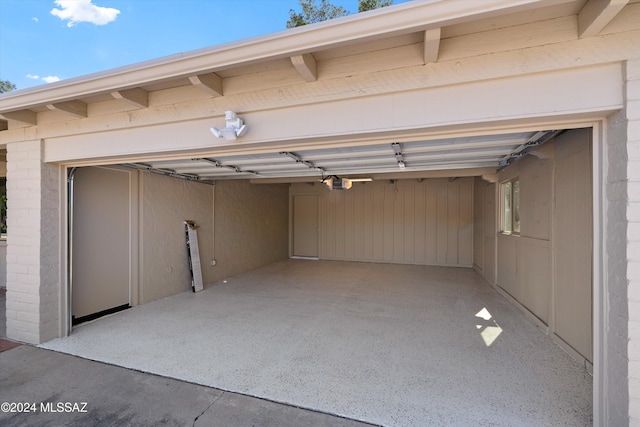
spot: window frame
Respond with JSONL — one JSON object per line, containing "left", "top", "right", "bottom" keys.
{"left": 500, "top": 177, "right": 520, "bottom": 236}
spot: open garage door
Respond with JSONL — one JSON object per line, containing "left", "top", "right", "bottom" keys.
{"left": 58, "top": 125, "right": 595, "bottom": 426}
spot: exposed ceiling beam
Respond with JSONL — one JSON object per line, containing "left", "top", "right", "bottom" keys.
{"left": 291, "top": 54, "right": 317, "bottom": 82}
{"left": 423, "top": 28, "right": 441, "bottom": 64}
{"left": 188, "top": 73, "right": 223, "bottom": 97}
{"left": 0, "top": 109, "right": 37, "bottom": 126}
{"left": 111, "top": 88, "right": 148, "bottom": 109}
{"left": 578, "top": 0, "right": 628, "bottom": 38}
{"left": 46, "top": 100, "right": 87, "bottom": 118}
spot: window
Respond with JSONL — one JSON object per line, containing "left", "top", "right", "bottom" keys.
{"left": 501, "top": 178, "right": 520, "bottom": 234}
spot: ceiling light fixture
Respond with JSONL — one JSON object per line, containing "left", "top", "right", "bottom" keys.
{"left": 210, "top": 111, "right": 248, "bottom": 141}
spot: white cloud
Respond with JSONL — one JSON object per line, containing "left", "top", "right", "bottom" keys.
{"left": 50, "top": 0, "right": 120, "bottom": 27}
{"left": 42, "top": 76, "right": 61, "bottom": 83}
{"left": 26, "top": 74, "right": 61, "bottom": 84}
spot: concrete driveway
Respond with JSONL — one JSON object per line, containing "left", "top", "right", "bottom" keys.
{"left": 0, "top": 284, "right": 372, "bottom": 427}
{"left": 0, "top": 345, "right": 373, "bottom": 427}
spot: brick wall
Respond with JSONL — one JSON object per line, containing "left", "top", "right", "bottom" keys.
{"left": 5, "top": 139, "right": 60, "bottom": 344}
{"left": 626, "top": 58, "right": 640, "bottom": 426}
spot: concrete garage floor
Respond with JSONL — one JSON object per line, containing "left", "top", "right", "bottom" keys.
{"left": 41, "top": 260, "right": 592, "bottom": 426}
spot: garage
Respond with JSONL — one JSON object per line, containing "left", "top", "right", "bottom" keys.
{"left": 1, "top": 1, "right": 638, "bottom": 425}
{"left": 50, "top": 126, "right": 594, "bottom": 426}
{"left": 67, "top": 127, "right": 593, "bottom": 364}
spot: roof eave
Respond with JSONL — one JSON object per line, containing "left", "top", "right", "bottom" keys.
{"left": 0, "top": 0, "right": 574, "bottom": 114}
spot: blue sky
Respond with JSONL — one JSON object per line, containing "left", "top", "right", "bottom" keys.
{"left": 0, "top": 0, "right": 409, "bottom": 91}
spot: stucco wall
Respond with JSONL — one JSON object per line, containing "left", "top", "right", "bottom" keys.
{"left": 141, "top": 172, "right": 214, "bottom": 303}
{"left": 606, "top": 105, "right": 629, "bottom": 425}
{"left": 620, "top": 58, "right": 640, "bottom": 426}
{"left": 212, "top": 180, "right": 289, "bottom": 282}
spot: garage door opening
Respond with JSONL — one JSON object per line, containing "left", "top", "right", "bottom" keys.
{"left": 61, "top": 126, "right": 595, "bottom": 425}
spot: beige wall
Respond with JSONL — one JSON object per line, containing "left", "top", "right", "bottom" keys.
{"left": 496, "top": 143, "right": 554, "bottom": 325}
{"left": 553, "top": 129, "right": 593, "bottom": 363}
{"left": 72, "top": 167, "right": 133, "bottom": 318}
{"left": 473, "top": 178, "right": 497, "bottom": 284}
{"left": 140, "top": 172, "right": 214, "bottom": 303}
{"left": 474, "top": 129, "right": 593, "bottom": 363}
{"left": 212, "top": 180, "right": 289, "bottom": 282}
{"left": 291, "top": 178, "right": 473, "bottom": 267}
{"left": 72, "top": 171, "right": 289, "bottom": 309}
